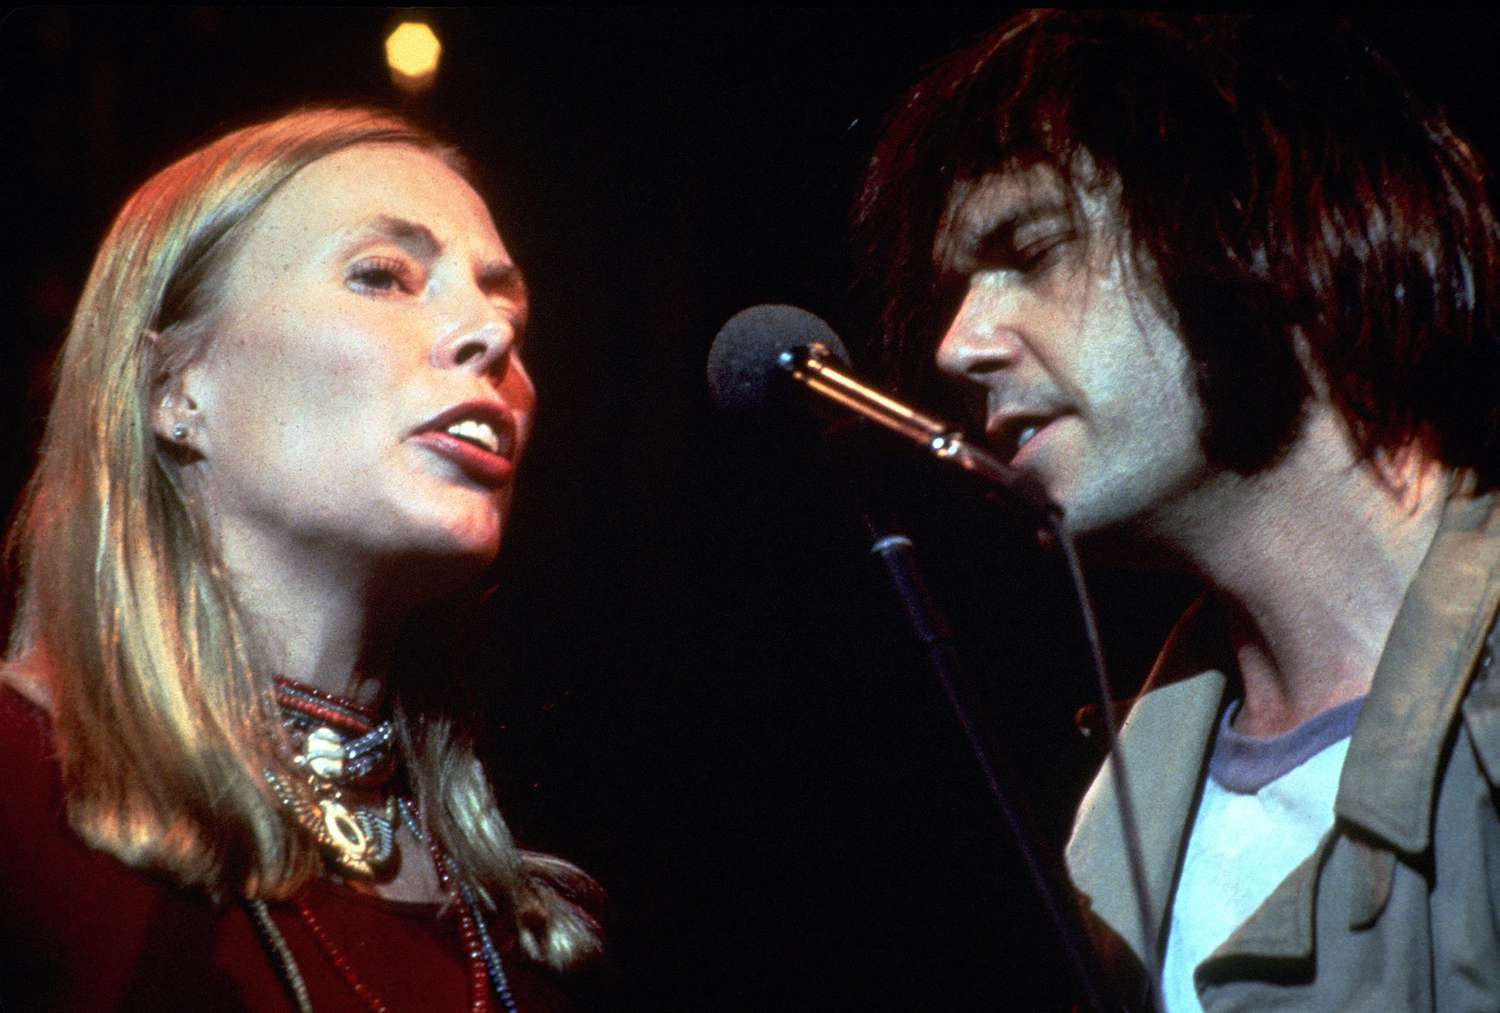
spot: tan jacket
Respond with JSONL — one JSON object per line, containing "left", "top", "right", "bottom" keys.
{"left": 1066, "top": 492, "right": 1500, "bottom": 1011}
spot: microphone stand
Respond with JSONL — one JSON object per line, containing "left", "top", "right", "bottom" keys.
{"left": 863, "top": 510, "right": 1118, "bottom": 1012}
{"left": 762, "top": 341, "right": 1150, "bottom": 1008}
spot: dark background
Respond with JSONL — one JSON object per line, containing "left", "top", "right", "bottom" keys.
{"left": 3, "top": 9, "right": 1497, "bottom": 1010}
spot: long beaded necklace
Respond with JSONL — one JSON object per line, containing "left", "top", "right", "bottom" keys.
{"left": 248, "top": 859, "right": 513, "bottom": 1013}
{"left": 400, "top": 799, "right": 520, "bottom": 1013}
{"left": 250, "top": 678, "right": 517, "bottom": 1012}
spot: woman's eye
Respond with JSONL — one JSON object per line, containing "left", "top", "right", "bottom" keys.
{"left": 347, "top": 257, "right": 419, "bottom": 295}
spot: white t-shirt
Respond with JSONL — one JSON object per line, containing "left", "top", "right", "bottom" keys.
{"left": 1161, "top": 696, "right": 1366, "bottom": 1013}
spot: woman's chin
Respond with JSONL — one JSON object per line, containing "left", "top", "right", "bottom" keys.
{"left": 398, "top": 491, "right": 506, "bottom": 558}
{"left": 368, "top": 506, "right": 504, "bottom": 592}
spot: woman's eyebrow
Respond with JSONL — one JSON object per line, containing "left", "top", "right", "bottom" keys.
{"left": 343, "top": 214, "right": 525, "bottom": 292}
{"left": 341, "top": 214, "right": 444, "bottom": 260}
{"left": 339, "top": 213, "right": 528, "bottom": 311}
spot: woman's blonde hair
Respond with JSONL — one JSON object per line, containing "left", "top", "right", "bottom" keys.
{"left": 3, "top": 107, "right": 601, "bottom": 971}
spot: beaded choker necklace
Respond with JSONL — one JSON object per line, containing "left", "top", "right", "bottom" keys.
{"left": 255, "top": 680, "right": 519, "bottom": 1011}
{"left": 268, "top": 678, "right": 398, "bottom": 878}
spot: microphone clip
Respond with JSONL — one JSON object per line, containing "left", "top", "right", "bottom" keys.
{"left": 778, "top": 343, "right": 1062, "bottom": 522}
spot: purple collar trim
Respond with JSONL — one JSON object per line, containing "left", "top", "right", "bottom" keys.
{"left": 1208, "top": 695, "right": 1366, "bottom": 794}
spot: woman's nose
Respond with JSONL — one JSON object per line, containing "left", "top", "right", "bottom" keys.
{"left": 435, "top": 320, "right": 514, "bottom": 377}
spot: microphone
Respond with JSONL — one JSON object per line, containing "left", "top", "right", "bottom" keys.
{"left": 706, "top": 304, "right": 1061, "bottom": 520}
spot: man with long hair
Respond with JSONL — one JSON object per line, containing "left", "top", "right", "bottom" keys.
{"left": 859, "top": 12, "right": 1500, "bottom": 1010}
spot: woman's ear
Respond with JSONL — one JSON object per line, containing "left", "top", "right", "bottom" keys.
{"left": 151, "top": 334, "right": 209, "bottom": 456}
{"left": 153, "top": 387, "right": 201, "bottom": 451}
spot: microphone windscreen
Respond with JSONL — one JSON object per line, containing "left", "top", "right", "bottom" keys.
{"left": 706, "top": 304, "right": 852, "bottom": 413}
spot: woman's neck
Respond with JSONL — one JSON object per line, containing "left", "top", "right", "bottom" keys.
{"left": 217, "top": 527, "right": 404, "bottom": 708}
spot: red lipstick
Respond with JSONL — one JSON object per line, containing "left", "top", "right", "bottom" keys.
{"left": 411, "top": 431, "right": 514, "bottom": 487}
{"left": 408, "top": 399, "right": 518, "bottom": 488}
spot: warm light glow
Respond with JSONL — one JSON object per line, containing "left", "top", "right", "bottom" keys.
{"left": 385, "top": 22, "right": 442, "bottom": 82}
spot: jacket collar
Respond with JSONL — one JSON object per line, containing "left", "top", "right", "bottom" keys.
{"left": 1064, "top": 597, "right": 1229, "bottom": 966}
{"left": 1335, "top": 490, "right": 1500, "bottom": 854}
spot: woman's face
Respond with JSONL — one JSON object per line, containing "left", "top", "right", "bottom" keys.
{"left": 170, "top": 143, "right": 534, "bottom": 586}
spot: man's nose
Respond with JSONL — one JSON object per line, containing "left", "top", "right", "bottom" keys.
{"left": 935, "top": 286, "right": 1024, "bottom": 385}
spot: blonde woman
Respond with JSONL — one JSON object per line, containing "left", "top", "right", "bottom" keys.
{"left": 0, "top": 108, "right": 602, "bottom": 1010}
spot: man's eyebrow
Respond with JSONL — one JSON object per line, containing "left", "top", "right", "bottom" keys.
{"left": 968, "top": 198, "right": 1072, "bottom": 258}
